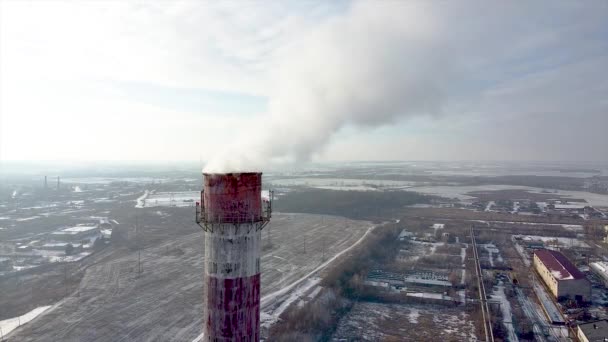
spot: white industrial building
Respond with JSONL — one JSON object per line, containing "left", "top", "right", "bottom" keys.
{"left": 533, "top": 249, "right": 591, "bottom": 302}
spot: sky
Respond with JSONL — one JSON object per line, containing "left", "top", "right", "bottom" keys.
{"left": 0, "top": 0, "right": 607, "bottom": 166}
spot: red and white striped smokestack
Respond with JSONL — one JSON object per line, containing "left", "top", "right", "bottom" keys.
{"left": 196, "top": 172, "right": 270, "bottom": 342}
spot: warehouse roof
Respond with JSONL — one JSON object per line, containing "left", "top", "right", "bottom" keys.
{"left": 578, "top": 320, "right": 608, "bottom": 342}
{"left": 535, "top": 249, "right": 586, "bottom": 280}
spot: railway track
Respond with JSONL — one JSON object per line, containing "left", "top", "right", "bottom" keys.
{"left": 471, "top": 227, "right": 495, "bottom": 342}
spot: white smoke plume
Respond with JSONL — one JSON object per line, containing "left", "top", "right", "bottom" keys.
{"left": 204, "top": 2, "right": 456, "bottom": 173}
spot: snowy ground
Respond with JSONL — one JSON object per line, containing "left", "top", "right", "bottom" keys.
{"left": 331, "top": 302, "right": 477, "bottom": 341}
{"left": 259, "top": 222, "right": 375, "bottom": 331}
{"left": 513, "top": 242, "right": 531, "bottom": 267}
{"left": 260, "top": 277, "right": 321, "bottom": 328}
{"left": 461, "top": 246, "right": 467, "bottom": 284}
{"left": 410, "top": 184, "right": 608, "bottom": 207}
{"left": 490, "top": 280, "right": 518, "bottom": 342}
{"left": 532, "top": 281, "right": 564, "bottom": 324}
{"left": 134, "top": 190, "right": 149, "bottom": 208}
{"left": 514, "top": 234, "right": 590, "bottom": 248}
{"left": 0, "top": 306, "right": 51, "bottom": 338}
{"left": 482, "top": 243, "right": 503, "bottom": 267}
{"left": 47, "top": 251, "right": 92, "bottom": 263}
{"left": 468, "top": 219, "right": 584, "bottom": 232}
{"left": 514, "top": 285, "right": 569, "bottom": 341}
{"left": 9, "top": 212, "right": 371, "bottom": 342}
{"left": 485, "top": 201, "right": 495, "bottom": 212}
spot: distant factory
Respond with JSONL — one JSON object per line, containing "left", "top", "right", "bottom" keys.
{"left": 533, "top": 249, "right": 591, "bottom": 302}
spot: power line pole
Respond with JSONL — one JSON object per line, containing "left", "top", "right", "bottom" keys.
{"left": 64, "top": 264, "right": 68, "bottom": 297}
{"left": 136, "top": 216, "right": 142, "bottom": 275}
{"left": 322, "top": 239, "right": 326, "bottom": 262}
{"left": 267, "top": 224, "right": 272, "bottom": 246}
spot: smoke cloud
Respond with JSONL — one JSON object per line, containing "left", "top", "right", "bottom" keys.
{"left": 204, "top": 2, "right": 456, "bottom": 172}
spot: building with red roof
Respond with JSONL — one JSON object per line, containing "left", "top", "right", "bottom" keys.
{"left": 533, "top": 249, "right": 591, "bottom": 302}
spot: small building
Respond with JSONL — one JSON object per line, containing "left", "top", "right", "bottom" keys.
{"left": 398, "top": 229, "right": 413, "bottom": 241}
{"left": 39, "top": 242, "right": 81, "bottom": 251}
{"left": 431, "top": 223, "right": 445, "bottom": 230}
{"left": 51, "top": 224, "right": 99, "bottom": 242}
{"left": 590, "top": 261, "right": 608, "bottom": 287}
{"left": 363, "top": 279, "right": 390, "bottom": 289}
{"left": 523, "top": 240, "right": 545, "bottom": 250}
{"left": 577, "top": 320, "right": 608, "bottom": 342}
{"left": 519, "top": 235, "right": 545, "bottom": 249}
{"left": 533, "top": 249, "right": 591, "bottom": 302}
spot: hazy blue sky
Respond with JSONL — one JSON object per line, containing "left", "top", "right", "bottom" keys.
{"left": 1, "top": 1, "right": 607, "bottom": 165}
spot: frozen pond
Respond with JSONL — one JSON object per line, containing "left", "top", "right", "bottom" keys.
{"left": 410, "top": 184, "right": 608, "bottom": 207}
{"left": 428, "top": 169, "right": 601, "bottom": 178}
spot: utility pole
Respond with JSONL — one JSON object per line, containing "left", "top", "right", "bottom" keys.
{"left": 322, "top": 239, "right": 326, "bottom": 262}
{"left": 136, "top": 216, "right": 142, "bottom": 275}
{"left": 64, "top": 264, "right": 68, "bottom": 297}
{"left": 267, "top": 224, "right": 272, "bottom": 246}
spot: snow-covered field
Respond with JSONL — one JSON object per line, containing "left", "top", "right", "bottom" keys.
{"left": 259, "top": 219, "right": 375, "bottom": 331}
{"left": 9, "top": 213, "right": 371, "bottom": 342}
{"left": 410, "top": 184, "right": 608, "bottom": 207}
{"left": 260, "top": 277, "right": 321, "bottom": 328}
{"left": 411, "top": 185, "right": 535, "bottom": 200}
{"left": 332, "top": 302, "right": 477, "bottom": 341}
{"left": 0, "top": 306, "right": 52, "bottom": 337}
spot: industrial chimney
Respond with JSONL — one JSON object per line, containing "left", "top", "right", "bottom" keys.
{"left": 195, "top": 172, "right": 272, "bottom": 341}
